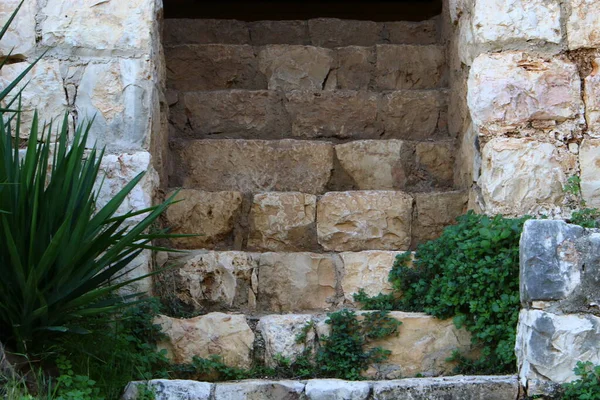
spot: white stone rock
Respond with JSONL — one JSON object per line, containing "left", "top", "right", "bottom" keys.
{"left": 256, "top": 314, "right": 315, "bottom": 367}
{"left": 584, "top": 59, "right": 600, "bottom": 138}
{"left": 471, "top": 0, "right": 562, "bottom": 44}
{"left": 122, "top": 380, "right": 212, "bottom": 400}
{"left": 0, "top": 0, "right": 36, "bottom": 56}
{"left": 214, "top": 380, "right": 305, "bottom": 400}
{"left": 305, "top": 379, "right": 371, "bottom": 400}
{"left": 468, "top": 52, "right": 583, "bottom": 136}
{"left": 567, "top": 0, "right": 600, "bottom": 50}
{"left": 580, "top": 139, "right": 600, "bottom": 208}
{"left": 479, "top": 138, "right": 574, "bottom": 215}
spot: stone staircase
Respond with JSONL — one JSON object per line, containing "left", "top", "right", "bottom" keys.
{"left": 148, "top": 16, "right": 516, "bottom": 398}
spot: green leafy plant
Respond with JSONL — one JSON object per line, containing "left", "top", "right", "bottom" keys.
{"left": 53, "top": 356, "right": 103, "bottom": 400}
{"left": 562, "top": 361, "right": 600, "bottom": 400}
{"left": 565, "top": 175, "right": 600, "bottom": 228}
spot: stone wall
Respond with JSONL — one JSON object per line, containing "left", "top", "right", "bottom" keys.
{"left": 0, "top": 0, "right": 167, "bottom": 292}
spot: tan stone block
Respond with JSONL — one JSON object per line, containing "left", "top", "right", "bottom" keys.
{"left": 584, "top": 60, "right": 600, "bottom": 138}
{"left": 171, "top": 90, "right": 290, "bottom": 138}
{"left": 416, "top": 142, "right": 455, "bottom": 185}
{"left": 166, "top": 45, "right": 265, "bottom": 90}
{"left": 257, "top": 315, "right": 316, "bottom": 367}
{"left": 379, "top": 90, "right": 447, "bottom": 140}
{"left": 258, "top": 45, "right": 333, "bottom": 91}
{"left": 158, "top": 251, "right": 259, "bottom": 313}
{"left": 580, "top": 139, "right": 600, "bottom": 208}
{"left": 384, "top": 20, "right": 438, "bottom": 45}
{"left": 249, "top": 21, "right": 309, "bottom": 45}
{"left": 375, "top": 45, "right": 447, "bottom": 90}
{"left": 335, "top": 140, "right": 407, "bottom": 190}
{"left": 163, "top": 19, "right": 250, "bottom": 45}
{"left": 258, "top": 252, "right": 340, "bottom": 312}
{"left": 248, "top": 192, "right": 317, "bottom": 252}
{"left": 156, "top": 313, "right": 254, "bottom": 368}
{"left": 413, "top": 191, "right": 468, "bottom": 245}
{"left": 164, "top": 190, "right": 243, "bottom": 249}
{"left": 308, "top": 19, "right": 381, "bottom": 47}
{"left": 340, "top": 251, "right": 404, "bottom": 304}
{"left": 0, "top": 0, "right": 36, "bottom": 56}
{"left": 468, "top": 52, "right": 583, "bottom": 136}
{"left": 172, "top": 139, "right": 334, "bottom": 194}
{"left": 335, "top": 46, "right": 375, "bottom": 90}
{"left": 317, "top": 191, "right": 413, "bottom": 251}
{"left": 286, "top": 91, "right": 380, "bottom": 139}
{"left": 567, "top": 0, "right": 600, "bottom": 50}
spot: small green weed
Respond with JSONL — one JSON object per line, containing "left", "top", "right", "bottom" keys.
{"left": 565, "top": 175, "right": 600, "bottom": 228}
{"left": 562, "top": 361, "right": 600, "bottom": 400}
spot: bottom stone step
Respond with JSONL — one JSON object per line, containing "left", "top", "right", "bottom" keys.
{"left": 123, "top": 376, "right": 520, "bottom": 400}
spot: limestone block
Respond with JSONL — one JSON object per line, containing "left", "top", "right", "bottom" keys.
{"left": 335, "top": 140, "right": 407, "bottom": 190}
{"left": 567, "top": 0, "right": 600, "bottom": 50}
{"left": 384, "top": 20, "right": 438, "bottom": 45}
{"left": 156, "top": 313, "right": 255, "bottom": 368}
{"left": 160, "top": 251, "right": 259, "bottom": 312}
{"left": 173, "top": 139, "right": 334, "bottom": 194}
{"left": 40, "top": 0, "right": 157, "bottom": 54}
{"left": 0, "top": 0, "right": 36, "bottom": 56}
{"left": 165, "top": 45, "right": 265, "bottom": 90}
{"left": 415, "top": 142, "right": 455, "bottom": 185}
{"left": 454, "top": 124, "right": 481, "bottom": 188}
{"left": 76, "top": 58, "right": 154, "bottom": 151}
{"left": 372, "top": 376, "right": 519, "bottom": 400}
{"left": 317, "top": 191, "right": 413, "bottom": 251}
{"left": 471, "top": 0, "right": 561, "bottom": 44}
{"left": 171, "top": 90, "right": 290, "bottom": 138}
{"left": 584, "top": 62, "right": 600, "bottom": 138}
{"left": 308, "top": 19, "right": 380, "bottom": 47}
{"left": 413, "top": 191, "right": 468, "bottom": 244}
{"left": 516, "top": 310, "right": 600, "bottom": 388}
{"left": 258, "top": 252, "right": 340, "bottom": 312}
{"left": 249, "top": 21, "right": 309, "bottom": 45}
{"left": 580, "top": 139, "right": 600, "bottom": 208}
{"left": 285, "top": 90, "right": 380, "bottom": 139}
{"left": 340, "top": 251, "right": 403, "bottom": 304}
{"left": 248, "top": 192, "right": 318, "bottom": 252}
{"left": 163, "top": 19, "right": 249, "bottom": 45}
{"left": 335, "top": 46, "right": 374, "bottom": 90}
{"left": 214, "top": 381, "right": 305, "bottom": 400}
{"left": 305, "top": 380, "right": 371, "bottom": 400}
{"left": 122, "top": 380, "right": 212, "bottom": 400}
{"left": 479, "top": 138, "right": 575, "bottom": 215}
{"left": 468, "top": 52, "right": 583, "bottom": 136}
{"left": 379, "top": 90, "right": 447, "bottom": 140}
{"left": 258, "top": 45, "right": 333, "bottom": 90}
{"left": 375, "top": 45, "right": 447, "bottom": 90}
{"left": 257, "top": 314, "right": 315, "bottom": 367}
{"left": 164, "top": 190, "right": 243, "bottom": 249}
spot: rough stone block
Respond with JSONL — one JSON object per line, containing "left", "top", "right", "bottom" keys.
{"left": 317, "top": 191, "right": 413, "bottom": 251}
{"left": 308, "top": 19, "right": 381, "bottom": 47}
{"left": 164, "top": 190, "right": 243, "bottom": 249}
{"left": 471, "top": 0, "right": 561, "bottom": 44}
{"left": 567, "top": 0, "right": 600, "bottom": 50}
{"left": 163, "top": 19, "right": 250, "bottom": 45}
{"left": 415, "top": 142, "right": 455, "bottom": 185}
{"left": 249, "top": 21, "right": 309, "bottom": 45}
{"left": 479, "top": 138, "right": 575, "bottom": 215}
{"left": 412, "top": 191, "right": 468, "bottom": 245}
{"left": 305, "top": 380, "right": 371, "bottom": 400}
{"left": 516, "top": 310, "right": 600, "bottom": 388}
{"left": 375, "top": 45, "right": 447, "bottom": 90}
{"left": 258, "top": 45, "right": 333, "bottom": 90}
{"left": 468, "top": 52, "right": 583, "bottom": 135}
{"left": 580, "top": 139, "right": 600, "bottom": 208}
{"left": 257, "top": 314, "right": 316, "bottom": 367}
{"left": 286, "top": 91, "right": 380, "bottom": 139}
{"left": 248, "top": 192, "right": 318, "bottom": 252}
{"left": 584, "top": 62, "right": 600, "bottom": 138}
{"left": 334, "top": 140, "right": 408, "bottom": 190}
{"left": 172, "top": 139, "right": 334, "bottom": 194}
{"left": 166, "top": 45, "right": 265, "bottom": 90}
{"left": 170, "top": 90, "right": 290, "bottom": 139}
{"left": 258, "top": 252, "right": 340, "bottom": 312}
{"left": 519, "top": 220, "right": 584, "bottom": 303}
{"left": 214, "top": 381, "right": 305, "bottom": 400}
{"left": 123, "top": 380, "right": 212, "bottom": 400}
{"left": 379, "top": 90, "right": 447, "bottom": 140}
{"left": 156, "top": 313, "right": 255, "bottom": 368}
{"left": 340, "top": 251, "right": 403, "bottom": 304}
{"left": 0, "top": 0, "right": 36, "bottom": 56}
{"left": 335, "top": 46, "right": 375, "bottom": 90}
{"left": 384, "top": 20, "right": 438, "bottom": 45}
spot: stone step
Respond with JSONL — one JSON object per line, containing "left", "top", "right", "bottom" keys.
{"left": 169, "top": 139, "right": 457, "bottom": 194}
{"left": 124, "top": 376, "right": 520, "bottom": 400}
{"left": 168, "top": 89, "right": 449, "bottom": 141}
{"left": 147, "top": 311, "right": 474, "bottom": 380}
{"left": 164, "top": 18, "right": 440, "bottom": 47}
{"left": 165, "top": 44, "right": 447, "bottom": 91}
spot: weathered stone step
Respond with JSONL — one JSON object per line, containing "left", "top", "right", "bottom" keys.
{"left": 168, "top": 89, "right": 449, "bottom": 141}
{"left": 149, "top": 311, "right": 474, "bottom": 380}
{"left": 164, "top": 18, "right": 440, "bottom": 47}
{"left": 169, "top": 139, "right": 457, "bottom": 194}
{"left": 124, "top": 376, "right": 519, "bottom": 400}
{"left": 165, "top": 44, "right": 447, "bottom": 91}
